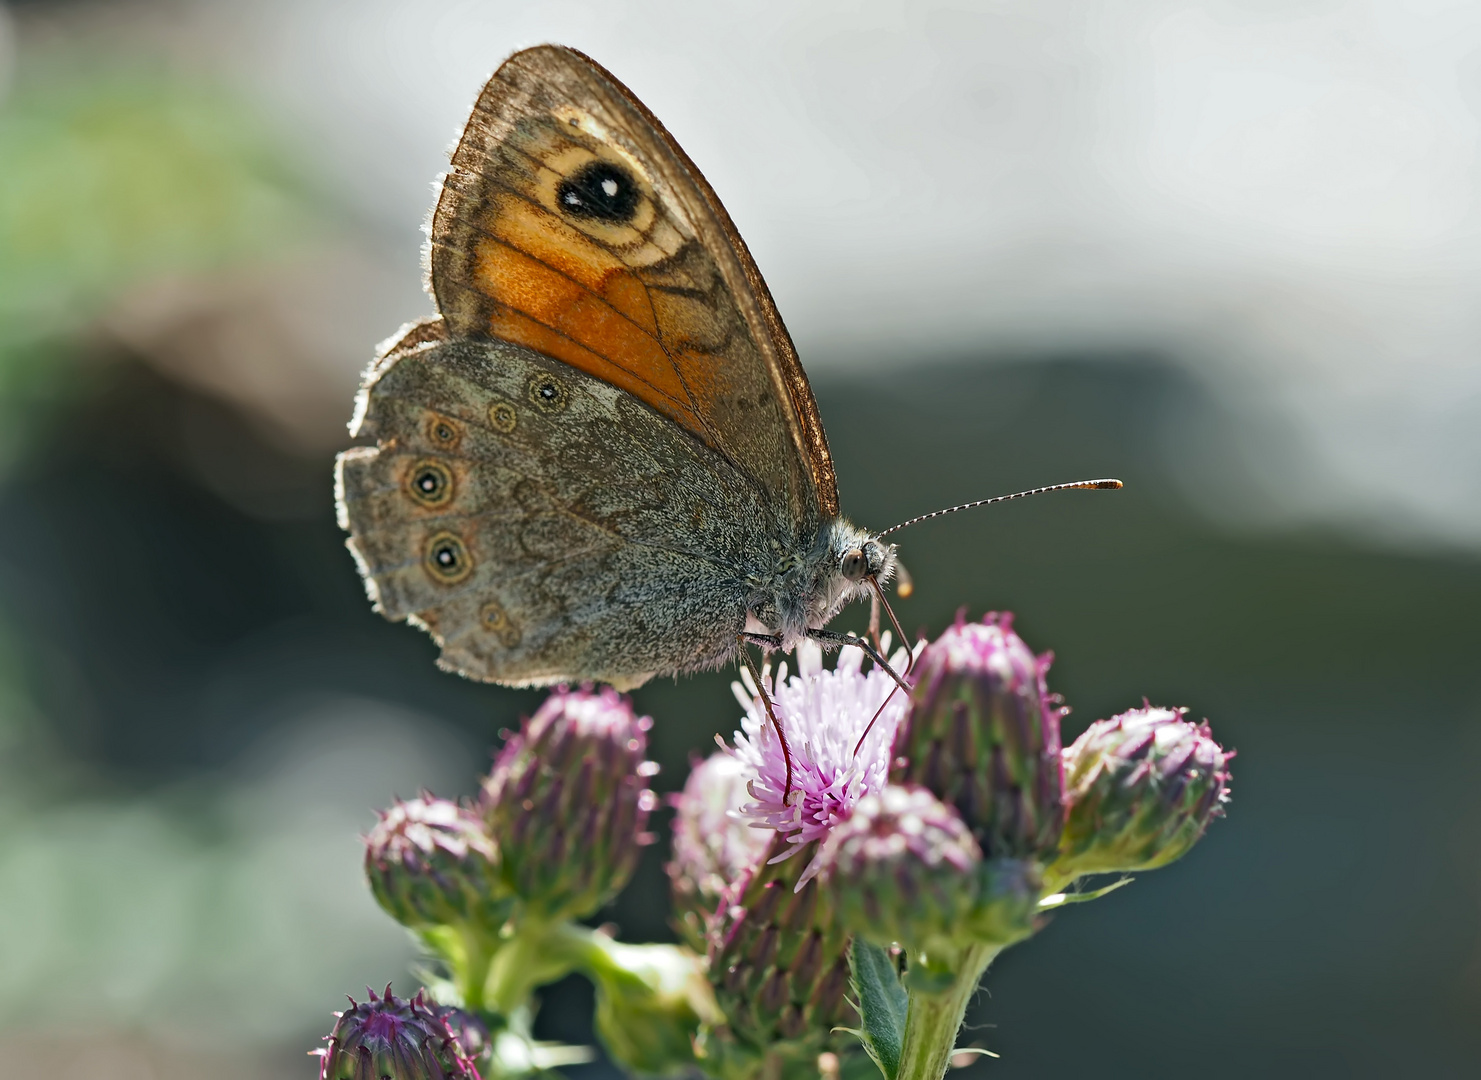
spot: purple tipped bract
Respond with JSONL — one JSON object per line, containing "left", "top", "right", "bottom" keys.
{"left": 667, "top": 751, "right": 772, "bottom": 945}
{"left": 817, "top": 784, "right": 981, "bottom": 950}
{"left": 317, "top": 985, "right": 480, "bottom": 1080}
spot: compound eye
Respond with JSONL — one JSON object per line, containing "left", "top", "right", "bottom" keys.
{"left": 841, "top": 549, "right": 868, "bottom": 581}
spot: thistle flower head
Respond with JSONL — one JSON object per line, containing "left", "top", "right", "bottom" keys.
{"left": 817, "top": 785, "right": 982, "bottom": 952}
{"left": 316, "top": 985, "right": 481, "bottom": 1080}
{"left": 1053, "top": 705, "right": 1232, "bottom": 882}
{"left": 364, "top": 796, "right": 508, "bottom": 935}
{"left": 892, "top": 612, "right": 1065, "bottom": 861}
{"left": 730, "top": 638, "right": 914, "bottom": 885}
{"left": 668, "top": 751, "right": 772, "bottom": 947}
{"left": 480, "top": 685, "right": 659, "bottom": 921}
{"left": 701, "top": 640, "right": 915, "bottom": 1054}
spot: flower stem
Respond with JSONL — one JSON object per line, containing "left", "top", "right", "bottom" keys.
{"left": 485, "top": 920, "right": 563, "bottom": 1014}
{"left": 458, "top": 926, "right": 496, "bottom": 1014}
{"left": 895, "top": 943, "right": 1000, "bottom": 1080}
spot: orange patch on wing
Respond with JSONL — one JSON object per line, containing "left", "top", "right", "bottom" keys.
{"left": 474, "top": 235, "right": 685, "bottom": 392}
{"left": 600, "top": 273, "right": 659, "bottom": 337}
{"left": 484, "top": 304, "right": 704, "bottom": 435}
{"left": 488, "top": 196, "right": 659, "bottom": 336}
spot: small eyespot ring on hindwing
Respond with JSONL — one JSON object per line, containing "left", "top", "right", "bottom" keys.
{"left": 526, "top": 371, "right": 569, "bottom": 413}
{"left": 404, "top": 458, "right": 455, "bottom": 509}
{"left": 488, "top": 400, "right": 518, "bottom": 433}
{"left": 480, "top": 600, "right": 521, "bottom": 648}
{"left": 424, "top": 531, "right": 472, "bottom": 584}
{"left": 425, "top": 414, "right": 463, "bottom": 450}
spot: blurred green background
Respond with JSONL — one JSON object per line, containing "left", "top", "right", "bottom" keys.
{"left": 1, "top": 3, "right": 1478, "bottom": 1078}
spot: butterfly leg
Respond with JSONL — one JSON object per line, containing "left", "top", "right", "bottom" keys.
{"left": 736, "top": 634, "right": 795, "bottom": 800}
{"left": 806, "top": 629, "right": 912, "bottom": 695}
{"left": 807, "top": 628, "right": 914, "bottom": 758}
{"left": 741, "top": 631, "right": 785, "bottom": 650}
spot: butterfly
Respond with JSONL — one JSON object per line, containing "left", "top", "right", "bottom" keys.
{"left": 335, "top": 45, "right": 1117, "bottom": 733}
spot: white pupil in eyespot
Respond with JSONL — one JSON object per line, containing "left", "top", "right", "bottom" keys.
{"left": 601, "top": 178, "right": 619, "bottom": 197}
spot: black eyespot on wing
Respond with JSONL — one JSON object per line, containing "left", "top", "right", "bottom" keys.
{"left": 526, "top": 371, "right": 569, "bottom": 413}
{"left": 426, "top": 414, "right": 463, "bottom": 450}
{"left": 424, "top": 531, "right": 472, "bottom": 584}
{"left": 405, "top": 459, "right": 455, "bottom": 508}
{"left": 556, "top": 160, "right": 640, "bottom": 223}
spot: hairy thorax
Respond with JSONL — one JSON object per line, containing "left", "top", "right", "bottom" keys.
{"left": 747, "top": 517, "right": 897, "bottom": 649}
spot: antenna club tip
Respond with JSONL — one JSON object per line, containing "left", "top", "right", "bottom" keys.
{"left": 1094, "top": 479, "right": 1124, "bottom": 490}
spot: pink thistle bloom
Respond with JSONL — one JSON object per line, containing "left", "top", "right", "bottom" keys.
{"left": 728, "top": 636, "right": 917, "bottom": 887}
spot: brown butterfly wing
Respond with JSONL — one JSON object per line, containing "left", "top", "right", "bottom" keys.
{"left": 337, "top": 332, "right": 776, "bottom": 689}
{"left": 427, "top": 44, "right": 838, "bottom": 531}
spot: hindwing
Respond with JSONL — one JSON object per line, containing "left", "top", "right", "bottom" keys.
{"left": 337, "top": 333, "right": 770, "bottom": 688}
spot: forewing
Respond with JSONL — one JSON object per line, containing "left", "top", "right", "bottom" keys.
{"left": 428, "top": 44, "right": 838, "bottom": 530}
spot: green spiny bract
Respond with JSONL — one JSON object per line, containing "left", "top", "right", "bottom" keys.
{"left": 704, "top": 833, "right": 855, "bottom": 1059}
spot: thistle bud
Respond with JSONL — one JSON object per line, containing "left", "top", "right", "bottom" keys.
{"left": 817, "top": 785, "right": 981, "bottom": 953}
{"left": 480, "top": 686, "right": 658, "bottom": 921}
{"left": 364, "top": 797, "right": 508, "bottom": 935}
{"left": 667, "top": 751, "right": 771, "bottom": 949}
{"left": 707, "top": 834, "right": 854, "bottom": 1052}
{"left": 892, "top": 613, "right": 1064, "bottom": 862}
{"left": 1052, "top": 706, "right": 1231, "bottom": 883}
{"left": 315, "top": 985, "right": 481, "bottom": 1080}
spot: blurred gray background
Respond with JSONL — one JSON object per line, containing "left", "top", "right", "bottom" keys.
{"left": 0, "top": 1, "right": 1477, "bottom": 1077}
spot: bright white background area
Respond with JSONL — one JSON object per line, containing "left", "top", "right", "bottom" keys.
{"left": 192, "top": 0, "right": 1481, "bottom": 551}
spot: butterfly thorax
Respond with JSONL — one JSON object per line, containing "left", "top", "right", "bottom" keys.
{"left": 749, "top": 518, "right": 897, "bottom": 649}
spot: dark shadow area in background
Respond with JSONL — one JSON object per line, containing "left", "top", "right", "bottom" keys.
{"left": 1, "top": 348, "right": 1478, "bottom": 1077}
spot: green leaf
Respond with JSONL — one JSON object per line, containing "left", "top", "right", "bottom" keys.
{"left": 847, "top": 938, "right": 909, "bottom": 1080}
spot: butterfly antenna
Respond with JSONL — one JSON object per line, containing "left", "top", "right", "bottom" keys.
{"left": 878, "top": 478, "right": 1123, "bottom": 537}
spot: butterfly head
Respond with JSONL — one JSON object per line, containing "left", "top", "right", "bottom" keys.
{"left": 813, "top": 519, "right": 897, "bottom": 623}
{"left": 839, "top": 535, "right": 893, "bottom": 588}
